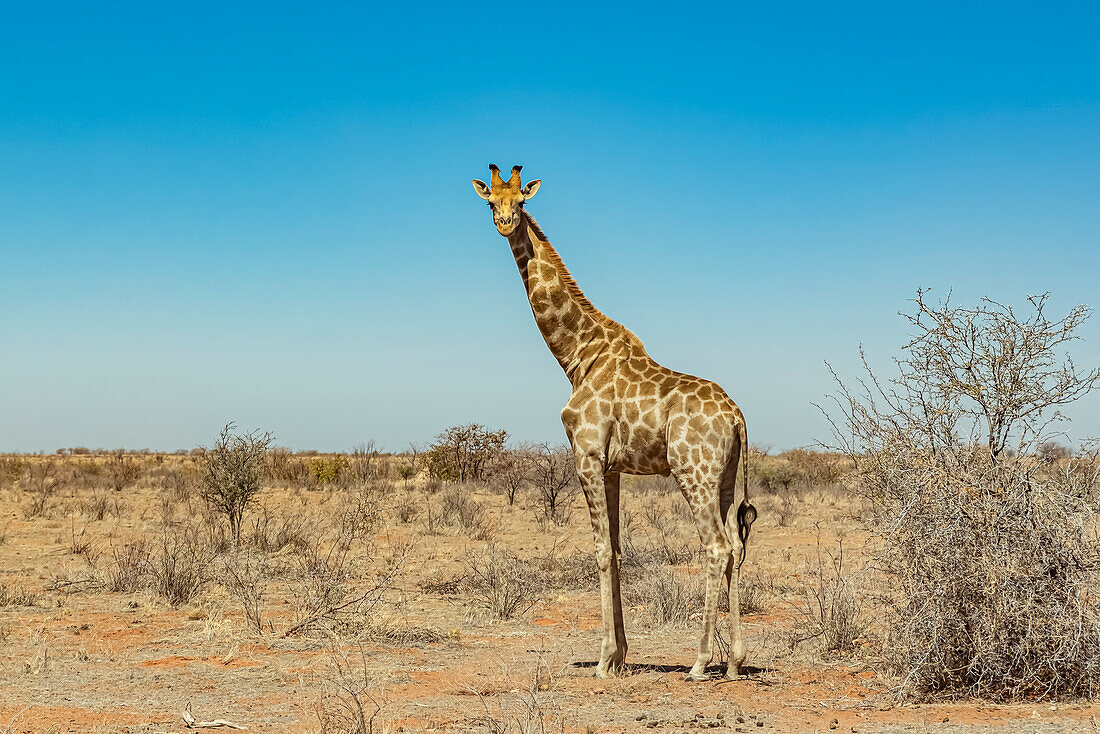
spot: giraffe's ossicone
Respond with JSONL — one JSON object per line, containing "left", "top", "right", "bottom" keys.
{"left": 473, "top": 164, "right": 757, "bottom": 680}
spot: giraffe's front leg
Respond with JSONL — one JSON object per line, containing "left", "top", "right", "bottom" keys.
{"left": 575, "top": 452, "right": 625, "bottom": 677}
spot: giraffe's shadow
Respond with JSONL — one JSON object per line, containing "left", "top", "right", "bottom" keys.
{"left": 572, "top": 661, "right": 767, "bottom": 679}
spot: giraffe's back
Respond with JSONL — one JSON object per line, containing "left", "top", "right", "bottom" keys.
{"left": 571, "top": 334, "right": 742, "bottom": 478}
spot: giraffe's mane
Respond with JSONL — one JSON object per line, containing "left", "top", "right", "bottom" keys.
{"left": 523, "top": 211, "right": 638, "bottom": 340}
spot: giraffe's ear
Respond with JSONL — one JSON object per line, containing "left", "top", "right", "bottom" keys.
{"left": 472, "top": 179, "right": 492, "bottom": 200}
{"left": 521, "top": 179, "right": 541, "bottom": 200}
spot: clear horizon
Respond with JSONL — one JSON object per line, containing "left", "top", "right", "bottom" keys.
{"left": 2, "top": 2, "right": 1098, "bottom": 454}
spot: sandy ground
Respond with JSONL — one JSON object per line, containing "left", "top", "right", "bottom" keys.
{"left": 1, "top": 456, "right": 1098, "bottom": 733}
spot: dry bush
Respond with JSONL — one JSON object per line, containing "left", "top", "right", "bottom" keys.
{"left": 315, "top": 642, "right": 386, "bottom": 734}
{"left": 21, "top": 460, "right": 58, "bottom": 518}
{"left": 269, "top": 447, "right": 309, "bottom": 485}
{"left": 467, "top": 649, "right": 569, "bottom": 734}
{"left": 333, "top": 486, "right": 383, "bottom": 542}
{"left": 105, "top": 450, "right": 143, "bottom": 492}
{"left": 106, "top": 540, "right": 148, "bottom": 592}
{"left": 148, "top": 525, "right": 216, "bottom": 606}
{"left": 0, "top": 583, "right": 41, "bottom": 607}
{"left": 780, "top": 448, "right": 847, "bottom": 486}
{"left": 739, "top": 571, "right": 777, "bottom": 616}
{"left": 81, "top": 491, "right": 113, "bottom": 521}
{"left": 622, "top": 536, "right": 697, "bottom": 568}
{"left": 438, "top": 485, "right": 488, "bottom": 532}
{"left": 282, "top": 529, "right": 401, "bottom": 638}
{"left": 349, "top": 441, "right": 386, "bottom": 482}
{"left": 394, "top": 492, "right": 419, "bottom": 523}
{"left": 627, "top": 566, "right": 700, "bottom": 628}
{"left": 199, "top": 423, "right": 274, "bottom": 545}
{"left": 222, "top": 550, "right": 269, "bottom": 633}
{"left": 628, "top": 474, "right": 678, "bottom": 495}
{"left": 68, "top": 520, "right": 99, "bottom": 566}
{"left": 244, "top": 508, "right": 311, "bottom": 553}
{"left": 788, "top": 537, "right": 866, "bottom": 655}
{"left": 0, "top": 456, "right": 25, "bottom": 489}
{"left": 437, "top": 546, "right": 543, "bottom": 621}
{"left": 355, "top": 620, "right": 445, "bottom": 646}
{"left": 533, "top": 544, "right": 598, "bottom": 590}
{"left": 825, "top": 291, "right": 1100, "bottom": 700}
{"left": 489, "top": 445, "right": 537, "bottom": 505}
{"left": 531, "top": 445, "right": 578, "bottom": 527}
{"left": 425, "top": 424, "right": 508, "bottom": 483}
{"left": 288, "top": 536, "right": 354, "bottom": 634}
{"left": 641, "top": 498, "right": 675, "bottom": 535}
{"left": 774, "top": 491, "right": 797, "bottom": 527}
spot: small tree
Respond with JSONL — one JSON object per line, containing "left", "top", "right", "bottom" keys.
{"left": 199, "top": 424, "right": 273, "bottom": 545}
{"left": 424, "top": 424, "right": 507, "bottom": 483}
{"left": 823, "top": 290, "right": 1100, "bottom": 700}
{"left": 489, "top": 444, "right": 538, "bottom": 505}
{"left": 531, "top": 444, "right": 579, "bottom": 525}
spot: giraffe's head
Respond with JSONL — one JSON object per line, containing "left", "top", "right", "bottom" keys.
{"left": 472, "top": 164, "right": 541, "bottom": 236}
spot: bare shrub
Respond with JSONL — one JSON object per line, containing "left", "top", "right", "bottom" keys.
{"left": 222, "top": 551, "right": 269, "bottom": 633}
{"left": 439, "top": 485, "right": 487, "bottom": 532}
{"left": 349, "top": 441, "right": 385, "bottom": 482}
{"left": 282, "top": 531, "right": 400, "bottom": 638}
{"left": 0, "top": 456, "right": 25, "bottom": 489}
{"left": 531, "top": 445, "right": 578, "bottom": 527}
{"left": 148, "top": 525, "right": 216, "bottom": 606}
{"left": 244, "top": 509, "right": 311, "bottom": 553}
{"left": 107, "top": 540, "right": 148, "bottom": 593}
{"left": 1037, "top": 440, "right": 1072, "bottom": 463}
{"left": 627, "top": 566, "right": 699, "bottom": 628}
{"left": 788, "top": 537, "right": 866, "bottom": 655}
{"left": 739, "top": 571, "right": 777, "bottom": 616}
{"left": 641, "top": 498, "right": 672, "bottom": 534}
{"left": 781, "top": 448, "right": 846, "bottom": 486}
{"left": 357, "top": 620, "right": 445, "bottom": 646}
{"left": 269, "top": 448, "right": 308, "bottom": 485}
{"left": 81, "top": 491, "right": 112, "bottom": 521}
{"left": 467, "top": 649, "right": 569, "bottom": 734}
{"left": 455, "top": 546, "right": 543, "bottom": 620}
{"left": 199, "top": 424, "right": 274, "bottom": 545}
{"left": 334, "top": 486, "right": 383, "bottom": 542}
{"left": 394, "top": 492, "right": 419, "bottom": 523}
{"left": 22, "top": 461, "right": 58, "bottom": 518}
{"left": 68, "top": 520, "right": 99, "bottom": 567}
{"left": 774, "top": 491, "right": 796, "bottom": 527}
{"left": 0, "top": 583, "right": 41, "bottom": 607}
{"left": 628, "top": 474, "right": 678, "bottom": 495}
{"left": 105, "top": 451, "right": 142, "bottom": 492}
{"left": 824, "top": 291, "right": 1100, "bottom": 700}
{"left": 490, "top": 445, "right": 537, "bottom": 505}
{"left": 315, "top": 642, "right": 385, "bottom": 734}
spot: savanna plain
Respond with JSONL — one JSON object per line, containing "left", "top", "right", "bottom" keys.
{"left": 1, "top": 431, "right": 1097, "bottom": 734}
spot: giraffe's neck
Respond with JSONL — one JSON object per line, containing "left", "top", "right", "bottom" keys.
{"left": 507, "top": 211, "right": 613, "bottom": 385}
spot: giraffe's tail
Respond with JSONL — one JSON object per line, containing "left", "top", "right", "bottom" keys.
{"left": 735, "top": 417, "right": 756, "bottom": 569}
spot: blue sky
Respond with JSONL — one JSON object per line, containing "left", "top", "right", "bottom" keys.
{"left": 1, "top": 2, "right": 1098, "bottom": 452}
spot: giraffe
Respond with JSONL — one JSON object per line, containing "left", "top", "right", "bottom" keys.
{"left": 472, "top": 164, "right": 757, "bottom": 681}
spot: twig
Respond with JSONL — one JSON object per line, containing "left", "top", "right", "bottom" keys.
{"left": 182, "top": 703, "right": 247, "bottom": 730}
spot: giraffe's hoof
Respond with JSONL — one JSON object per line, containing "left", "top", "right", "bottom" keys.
{"left": 684, "top": 670, "right": 711, "bottom": 682}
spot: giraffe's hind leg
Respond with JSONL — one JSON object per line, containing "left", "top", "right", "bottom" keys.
{"left": 676, "top": 471, "right": 731, "bottom": 681}
{"left": 719, "top": 449, "right": 747, "bottom": 678}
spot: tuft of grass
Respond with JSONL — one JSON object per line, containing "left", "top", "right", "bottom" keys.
{"left": 0, "top": 582, "right": 41, "bottom": 607}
